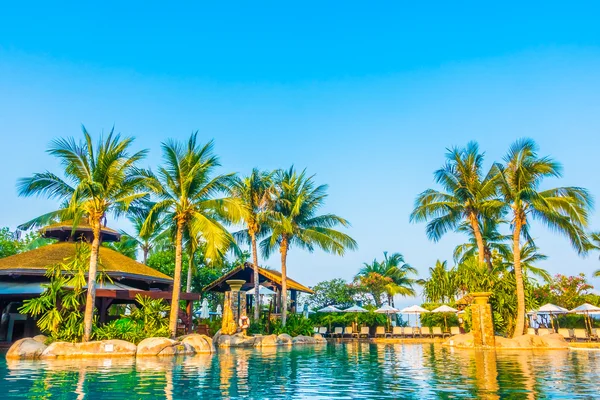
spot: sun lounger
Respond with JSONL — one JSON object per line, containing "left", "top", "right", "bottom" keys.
{"left": 412, "top": 327, "right": 422, "bottom": 338}
{"left": 318, "top": 327, "right": 328, "bottom": 337}
{"left": 573, "top": 328, "right": 589, "bottom": 342}
{"left": 375, "top": 326, "right": 389, "bottom": 338}
{"left": 527, "top": 327, "right": 537, "bottom": 336}
{"left": 359, "top": 326, "right": 370, "bottom": 338}
{"left": 557, "top": 328, "right": 573, "bottom": 341}
{"left": 391, "top": 326, "right": 403, "bottom": 338}
{"left": 431, "top": 326, "right": 444, "bottom": 338}
{"left": 450, "top": 326, "right": 461, "bottom": 336}
{"left": 344, "top": 326, "right": 358, "bottom": 338}
{"left": 314, "top": 326, "right": 319, "bottom": 334}
{"left": 331, "top": 327, "right": 344, "bottom": 338}
{"left": 591, "top": 328, "right": 599, "bottom": 342}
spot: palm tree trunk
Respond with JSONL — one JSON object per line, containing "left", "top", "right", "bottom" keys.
{"left": 186, "top": 250, "right": 194, "bottom": 293}
{"left": 469, "top": 213, "right": 487, "bottom": 270}
{"left": 512, "top": 217, "right": 526, "bottom": 338}
{"left": 143, "top": 246, "right": 149, "bottom": 265}
{"left": 82, "top": 216, "right": 101, "bottom": 342}
{"left": 251, "top": 232, "right": 260, "bottom": 321}
{"left": 280, "top": 236, "right": 289, "bottom": 327}
{"left": 169, "top": 219, "right": 184, "bottom": 338}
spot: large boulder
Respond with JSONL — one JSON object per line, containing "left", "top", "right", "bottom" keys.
{"left": 216, "top": 333, "right": 256, "bottom": 348}
{"left": 444, "top": 333, "right": 569, "bottom": 350}
{"left": 443, "top": 333, "right": 474, "bottom": 348}
{"left": 41, "top": 340, "right": 136, "bottom": 359}
{"left": 137, "top": 337, "right": 195, "bottom": 357}
{"left": 292, "top": 335, "right": 316, "bottom": 345}
{"left": 277, "top": 334, "right": 293, "bottom": 346}
{"left": 313, "top": 334, "right": 327, "bottom": 344}
{"left": 6, "top": 338, "right": 48, "bottom": 360}
{"left": 32, "top": 335, "right": 48, "bottom": 344}
{"left": 181, "top": 334, "right": 214, "bottom": 353}
{"left": 254, "top": 334, "right": 278, "bottom": 347}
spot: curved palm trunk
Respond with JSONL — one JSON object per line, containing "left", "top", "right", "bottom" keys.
{"left": 469, "top": 213, "right": 487, "bottom": 270}
{"left": 169, "top": 220, "right": 184, "bottom": 338}
{"left": 82, "top": 217, "right": 101, "bottom": 342}
{"left": 512, "top": 218, "right": 526, "bottom": 337}
{"left": 142, "top": 245, "right": 149, "bottom": 265}
{"left": 251, "top": 233, "right": 260, "bottom": 321}
{"left": 280, "top": 236, "right": 289, "bottom": 327}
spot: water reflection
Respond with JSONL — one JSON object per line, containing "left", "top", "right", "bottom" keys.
{"left": 2, "top": 345, "right": 599, "bottom": 399}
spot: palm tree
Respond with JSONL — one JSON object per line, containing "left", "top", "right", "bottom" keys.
{"left": 498, "top": 241, "right": 551, "bottom": 284}
{"left": 590, "top": 232, "right": 600, "bottom": 277}
{"left": 410, "top": 142, "right": 501, "bottom": 270}
{"left": 231, "top": 169, "right": 274, "bottom": 321}
{"left": 453, "top": 217, "right": 510, "bottom": 268}
{"left": 357, "top": 252, "right": 417, "bottom": 307}
{"left": 261, "top": 167, "right": 357, "bottom": 326}
{"left": 419, "top": 260, "right": 456, "bottom": 304}
{"left": 496, "top": 138, "right": 592, "bottom": 337}
{"left": 124, "top": 201, "right": 169, "bottom": 264}
{"left": 18, "top": 127, "right": 147, "bottom": 341}
{"left": 141, "top": 133, "right": 240, "bottom": 337}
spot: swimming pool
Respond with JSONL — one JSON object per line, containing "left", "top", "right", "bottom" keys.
{"left": 1, "top": 343, "right": 599, "bottom": 399}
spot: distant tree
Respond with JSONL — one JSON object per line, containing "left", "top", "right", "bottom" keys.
{"left": 308, "top": 279, "right": 357, "bottom": 310}
{"left": 419, "top": 260, "right": 457, "bottom": 304}
{"left": 0, "top": 227, "right": 23, "bottom": 258}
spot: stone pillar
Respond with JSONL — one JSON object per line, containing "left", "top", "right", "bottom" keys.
{"left": 221, "top": 279, "right": 247, "bottom": 335}
{"left": 470, "top": 292, "right": 495, "bottom": 347}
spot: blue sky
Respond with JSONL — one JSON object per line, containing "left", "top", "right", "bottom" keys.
{"left": 1, "top": 2, "right": 600, "bottom": 306}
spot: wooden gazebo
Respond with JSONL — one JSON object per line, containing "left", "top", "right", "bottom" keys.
{"left": 203, "top": 262, "right": 314, "bottom": 314}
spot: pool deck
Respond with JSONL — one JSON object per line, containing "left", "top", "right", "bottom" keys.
{"left": 327, "top": 337, "right": 446, "bottom": 344}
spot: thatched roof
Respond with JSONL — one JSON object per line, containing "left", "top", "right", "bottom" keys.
{"left": 41, "top": 220, "right": 121, "bottom": 242}
{"left": 203, "top": 262, "right": 314, "bottom": 294}
{"left": 0, "top": 242, "right": 171, "bottom": 283}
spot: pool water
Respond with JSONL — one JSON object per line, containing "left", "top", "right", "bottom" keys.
{"left": 1, "top": 343, "right": 599, "bottom": 399}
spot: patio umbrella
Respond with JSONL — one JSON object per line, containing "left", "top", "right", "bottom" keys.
{"left": 343, "top": 305, "right": 368, "bottom": 327}
{"left": 245, "top": 285, "right": 277, "bottom": 296}
{"left": 400, "top": 305, "right": 429, "bottom": 327}
{"left": 375, "top": 305, "right": 400, "bottom": 330}
{"left": 431, "top": 305, "right": 458, "bottom": 332}
{"left": 318, "top": 305, "right": 341, "bottom": 331}
{"left": 538, "top": 303, "right": 568, "bottom": 330}
{"left": 569, "top": 303, "right": 600, "bottom": 332}
{"left": 200, "top": 298, "right": 210, "bottom": 320}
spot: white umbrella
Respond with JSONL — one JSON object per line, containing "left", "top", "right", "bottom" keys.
{"left": 343, "top": 305, "right": 368, "bottom": 313}
{"left": 318, "top": 305, "right": 341, "bottom": 313}
{"left": 538, "top": 303, "right": 568, "bottom": 330}
{"left": 570, "top": 303, "right": 600, "bottom": 332}
{"left": 431, "top": 305, "right": 458, "bottom": 331}
{"left": 245, "top": 285, "right": 277, "bottom": 296}
{"left": 401, "top": 305, "right": 429, "bottom": 327}
{"left": 375, "top": 305, "right": 400, "bottom": 330}
{"left": 199, "top": 298, "right": 210, "bottom": 320}
{"left": 216, "top": 304, "right": 222, "bottom": 316}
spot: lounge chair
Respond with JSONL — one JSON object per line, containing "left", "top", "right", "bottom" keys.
{"left": 527, "top": 327, "right": 537, "bottom": 336}
{"left": 391, "top": 326, "right": 403, "bottom": 338}
{"left": 412, "top": 327, "right": 422, "bottom": 338}
{"left": 375, "top": 326, "right": 389, "bottom": 338}
{"left": 450, "top": 326, "right": 461, "bottom": 336}
{"left": 344, "top": 326, "right": 358, "bottom": 338}
{"left": 359, "top": 326, "right": 370, "bottom": 338}
{"left": 331, "top": 327, "right": 344, "bottom": 338}
{"left": 591, "top": 328, "right": 599, "bottom": 342}
{"left": 557, "top": 328, "right": 573, "bottom": 341}
{"left": 573, "top": 328, "right": 589, "bottom": 342}
{"left": 314, "top": 326, "right": 319, "bottom": 334}
{"left": 318, "top": 327, "right": 328, "bottom": 337}
{"left": 431, "top": 326, "right": 444, "bottom": 338}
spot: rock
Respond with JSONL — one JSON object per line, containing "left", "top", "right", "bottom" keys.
{"left": 217, "top": 335, "right": 232, "bottom": 348}
{"left": 443, "top": 332, "right": 568, "bottom": 350}
{"left": 292, "top": 335, "right": 316, "bottom": 345}
{"left": 6, "top": 338, "right": 48, "bottom": 360}
{"left": 231, "top": 333, "right": 256, "bottom": 347}
{"left": 181, "top": 334, "right": 214, "bottom": 353}
{"left": 313, "top": 334, "right": 327, "bottom": 343}
{"left": 41, "top": 340, "right": 136, "bottom": 359}
{"left": 137, "top": 337, "right": 193, "bottom": 357}
{"left": 254, "top": 334, "right": 278, "bottom": 347}
{"left": 32, "top": 335, "right": 48, "bottom": 344}
{"left": 277, "top": 334, "right": 293, "bottom": 345}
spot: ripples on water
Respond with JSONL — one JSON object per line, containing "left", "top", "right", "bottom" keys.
{"left": 1, "top": 343, "right": 599, "bottom": 399}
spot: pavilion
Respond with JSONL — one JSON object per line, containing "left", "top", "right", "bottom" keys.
{"left": 203, "top": 262, "right": 314, "bottom": 315}
{"left": 0, "top": 221, "right": 199, "bottom": 343}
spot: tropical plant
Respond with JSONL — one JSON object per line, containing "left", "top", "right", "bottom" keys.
{"left": 307, "top": 278, "right": 357, "bottom": 310}
{"left": 453, "top": 218, "right": 510, "bottom": 268}
{"left": 232, "top": 169, "right": 274, "bottom": 321}
{"left": 140, "top": 133, "right": 240, "bottom": 336}
{"left": 495, "top": 138, "right": 592, "bottom": 337}
{"left": 591, "top": 232, "right": 600, "bottom": 277}
{"left": 103, "top": 234, "right": 139, "bottom": 259}
{"left": 354, "top": 272, "right": 393, "bottom": 307}
{"left": 261, "top": 167, "right": 357, "bottom": 325}
{"left": 419, "top": 260, "right": 457, "bottom": 303}
{"left": 356, "top": 252, "right": 417, "bottom": 307}
{"left": 19, "top": 243, "right": 110, "bottom": 342}
{"left": 410, "top": 142, "right": 501, "bottom": 270}
{"left": 18, "top": 127, "right": 147, "bottom": 341}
